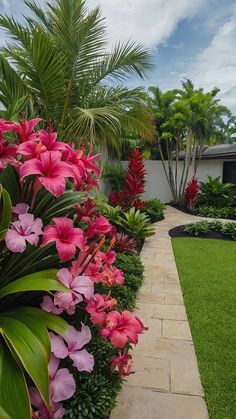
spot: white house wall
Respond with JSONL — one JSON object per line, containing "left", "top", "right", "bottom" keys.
{"left": 121, "top": 159, "right": 228, "bottom": 203}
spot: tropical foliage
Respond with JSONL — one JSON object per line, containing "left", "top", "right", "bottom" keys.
{"left": 0, "top": 0, "right": 154, "bottom": 154}
{"left": 198, "top": 176, "right": 235, "bottom": 207}
{"left": 147, "top": 80, "right": 233, "bottom": 203}
{"left": 0, "top": 116, "right": 147, "bottom": 418}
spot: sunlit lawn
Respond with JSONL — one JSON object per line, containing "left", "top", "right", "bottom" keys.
{"left": 172, "top": 238, "right": 236, "bottom": 419}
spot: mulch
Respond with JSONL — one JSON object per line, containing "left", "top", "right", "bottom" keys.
{"left": 169, "top": 225, "right": 234, "bottom": 241}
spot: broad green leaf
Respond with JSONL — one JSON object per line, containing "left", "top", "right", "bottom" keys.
{"left": 15, "top": 306, "right": 70, "bottom": 338}
{"left": 0, "top": 185, "right": 12, "bottom": 233}
{"left": 2, "top": 310, "right": 51, "bottom": 362}
{"left": 0, "top": 166, "right": 21, "bottom": 205}
{"left": 0, "top": 343, "right": 31, "bottom": 419}
{"left": 0, "top": 406, "right": 12, "bottom": 419}
{"left": 0, "top": 316, "right": 49, "bottom": 406}
{"left": 6, "top": 96, "right": 30, "bottom": 120}
{"left": 0, "top": 269, "right": 68, "bottom": 299}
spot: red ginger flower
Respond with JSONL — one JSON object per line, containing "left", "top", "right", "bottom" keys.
{"left": 100, "top": 310, "right": 147, "bottom": 348}
{"left": 111, "top": 352, "right": 134, "bottom": 376}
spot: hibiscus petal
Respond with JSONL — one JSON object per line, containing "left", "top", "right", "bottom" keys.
{"left": 29, "top": 387, "right": 44, "bottom": 409}
{"left": 25, "top": 233, "right": 39, "bottom": 247}
{"left": 41, "top": 295, "right": 63, "bottom": 315}
{"left": 65, "top": 324, "right": 91, "bottom": 351}
{"left": 71, "top": 275, "right": 94, "bottom": 300}
{"left": 69, "top": 349, "right": 94, "bottom": 372}
{"left": 48, "top": 354, "right": 60, "bottom": 378}
{"left": 56, "top": 268, "right": 73, "bottom": 287}
{"left": 49, "top": 368, "right": 76, "bottom": 402}
{"left": 39, "top": 175, "right": 66, "bottom": 197}
{"left": 5, "top": 229, "right": 27, "bottom": 253}
{"left": 20, "top": 158, "right": 43, "bottom": 179}
{"left": 42, "top": 225, "right": 60, "bottom": 246}
{"left": 54, "top": 291, "right": 76, "bottom": 310}
{"left": 56, "top": 241, "right": 76, "bottom": 263}
{"left": 12, "top": 203, "right": 29, "bottom": 215}
{"left": 110, "top": 330, "right": 128, "bottom": 348}
{"left": 49, "top": 332, "right": 68, "bottom": 359}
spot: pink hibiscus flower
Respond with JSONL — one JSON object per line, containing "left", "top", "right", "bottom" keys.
{"left": 20, "top": 151, "right": 74, "bottom": 197}
{"left": 48, "top": 355, "right": 76, "bottom": 403}
{"left": 41, "top": 295, "right": 63, "bottom": 315}
{"left": 5, "top": 213, "right": 43, "bottom": 253}
{"left": 12, "top": 202, "right": 29, "bottom": 215}
{"left": 0, "top": 118, "right": 16, "bottom": 134}
{"left": 45, "top": 268, "right": 94, "bottom": 314}
{"left": 18, "top": 129, "right": 67, "bottom": 159}
{"left": 29, "top": 386, "right": 65, "bottom": 419}
{"left": 100, "top": 310, "right": 147, "bottom": 348}
{"left": 13, "top": 117, "right": 41, "bottom": 143}
{"left": 50, "top": 325, "right": 94, "bottom": 372}
{"left": 0, "top": 139, "right": 17, "bottom": 171}
{"left": 86, "top": 293, "right": 118, "bottom": 325}
{"left": 99, "top": 265, "right": 124, "bottom": 286}
{"left": 111, "top": 352, "right": 134, "bottom": 376}
{"left": 42, "top": 217, "right": 87, "bottom": 262}
{"left": 29, "top": 355, "right": 75, "bottom": 418}
{"left": 83, "top": 215, "right": 112, "bottom": 238}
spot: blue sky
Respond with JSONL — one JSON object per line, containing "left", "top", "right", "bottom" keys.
{"left": 1, "top": 0, "right": 236, "bottom": 112}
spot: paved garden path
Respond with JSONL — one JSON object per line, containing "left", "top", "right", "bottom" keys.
{"left": 111, "top": 206, "right": 209, "bottom": 419}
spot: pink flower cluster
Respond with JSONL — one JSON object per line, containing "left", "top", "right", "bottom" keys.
{"left": 0, "top": 116, "right": 101, "bottom": 197}
{"left": 0, "top": 117, "right": 147, "bottom": 418}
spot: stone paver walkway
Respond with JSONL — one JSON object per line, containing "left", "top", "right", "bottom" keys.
{"left": 111, "top": 206, "right": 209, "bottom": 419}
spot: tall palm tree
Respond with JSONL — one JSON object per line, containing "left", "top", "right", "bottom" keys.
{"left": 0, "top": 0, "right": 154, "bottom": 153}
{"left": 148, "top": 81, "right": 232, "bottom": 202}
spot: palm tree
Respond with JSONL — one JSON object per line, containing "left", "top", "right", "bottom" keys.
{"left": 148, "top": 81, "right": 232, "bottom": 202}
{"left": 0, "top": 0, "right": 154, "bottom": 153}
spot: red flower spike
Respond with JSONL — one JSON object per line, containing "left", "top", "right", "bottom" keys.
{"left": 185, "top": 177, "right": 199, "bottom": 210}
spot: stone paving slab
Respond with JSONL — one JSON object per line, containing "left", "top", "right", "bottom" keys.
{"left": 111, "top": 206, "right": 209, "bottom": 419}
{"left": 110, "top": 386, "right": 209, "bottom": 419}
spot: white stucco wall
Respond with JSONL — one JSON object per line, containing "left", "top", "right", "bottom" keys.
{"left": 121, "top": 159, "right": 232, "bottom": 203}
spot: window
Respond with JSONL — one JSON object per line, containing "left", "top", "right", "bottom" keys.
{"left": 223, "top": 161, "right": 236, "bottom": 184}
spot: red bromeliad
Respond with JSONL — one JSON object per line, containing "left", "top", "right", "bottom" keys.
{"left": 185, "top": 177, "right": 199, "bottom": 210}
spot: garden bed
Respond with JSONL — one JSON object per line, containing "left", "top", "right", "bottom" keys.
{"left": 169, "top": 225, "right": 235, "bottom": 241}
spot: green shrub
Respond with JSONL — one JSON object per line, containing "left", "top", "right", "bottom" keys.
{"left": 144, "top": 198, "right": 165, "bottom": 223}
{"left": 116, "top": 207, "right": 155, "bottom": 240}
{"left": 199, "top": 176, "right": 235, "bottom": 207}
{"left": 195, "top": 205, "right": 236, "bottom": 219}
{"left": 221, "top": 222, "right": 236, "bottom": 240}
{"left": 184, "top": 221, "right": 210, "bottom": 236}
{"left": 114, "top": 253, "right": 144, "bottom": 277}
{"left": 208, "top": 220, "right": 223, "bottom": 231}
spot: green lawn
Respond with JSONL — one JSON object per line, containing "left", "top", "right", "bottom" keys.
{"left": 172, "top": 238, "right": 236, "bottom": 419}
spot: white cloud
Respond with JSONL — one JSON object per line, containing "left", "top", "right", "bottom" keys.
{"left": 190, "top": 16, "right": 236, "bottom": 112}
{"left": 87, "top": 0, "right": 207, "bottom": 48}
